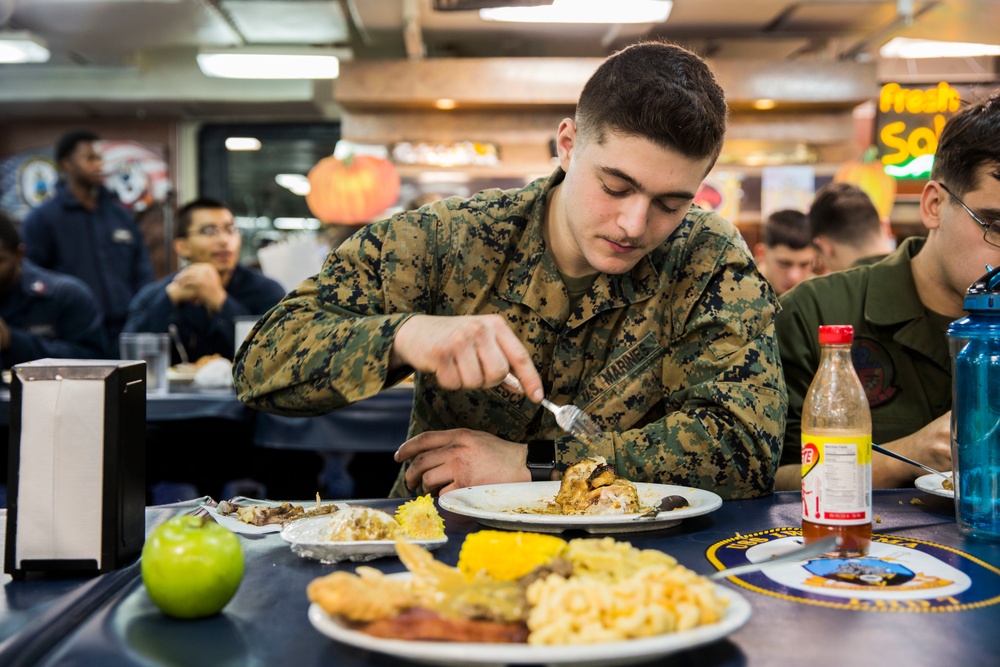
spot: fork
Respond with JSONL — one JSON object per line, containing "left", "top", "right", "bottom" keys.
{"left": 501, "top": 373, "right": 607, "bottom": 446}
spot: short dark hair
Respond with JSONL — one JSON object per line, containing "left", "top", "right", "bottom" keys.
{"left": 55, "top": 129, "right": 100, "bottom": 163}
{"left": 0, "top": 210, "right": 22, "bottom": 254}
{"left": 175, "top": 197, "right": 232, "bottom": 238}
{"left": 809, "top": 182, "right": 881, "bottom": 246}
{"left": 575, "top": 41, "right": 728, "bottom": 169}
{"left": 762, "top": 209, "right": 811, "bottom": 250}
{"left": 930, "top": 91, "right": 1000, "bottom": 196}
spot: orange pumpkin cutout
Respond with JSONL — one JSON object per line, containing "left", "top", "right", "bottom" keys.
{"left": 306, "top": 154, "right": 400, "bottom": 225}
{"left": 834, "top": 147, "right": 897, "bottom": 220}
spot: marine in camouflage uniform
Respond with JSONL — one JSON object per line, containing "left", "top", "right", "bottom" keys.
{"left": 234, "top": 167, "right": 786, "bottom": 500}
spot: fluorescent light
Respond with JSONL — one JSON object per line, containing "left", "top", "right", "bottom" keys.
{"left": 481, "top": 0, "right": 671, "bottom": 24}
{"left": 880, "top": 37, "right": 1000, "bottom": 59}
{"left": 197, "top": 48, "right": 341, "bottom": 79}
{"left": 0, "top": 31, "right": 50, "bottom": 63}
{"left": 225, "top": 137, "right": 262, "bottom": 151}
{"left": 273, "top": 217, "right": 321, "bottom": 230}
{"left": 275, "top": 173, "right": 311, "bottom": 196}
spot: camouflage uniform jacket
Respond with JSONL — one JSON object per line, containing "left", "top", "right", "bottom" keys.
{"left": 234, "top": 169, "right": 786, "bottom": 499}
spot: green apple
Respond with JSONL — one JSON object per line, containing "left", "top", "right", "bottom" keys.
{"left": 141, "top": 515, "right": 244, "bottom": 619}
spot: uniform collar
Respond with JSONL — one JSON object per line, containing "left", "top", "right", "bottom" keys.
{"left": 863, "top": 236, "right": 926, "bottom": 326}
{"left": 496, "top": 168, "right": 660, "bottom": 330}
{"left": 864, "top": 236, "right": 950, "bottom": 369}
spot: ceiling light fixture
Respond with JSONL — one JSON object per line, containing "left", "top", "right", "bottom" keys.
{"left": 435, "top": 98, "right": 457, "bottom": 110}
{"left": 0, "top": 31, "right": 51, "bottom": 64}
{"left": 197, "top": 47, "right": 344, "bottom": 79}
{"left": 753, "top": 99, "right": 777, "bottom": 110}
{"left": 480, "top": 0, "right": 672, "bottom": 24}
{"left": 879, "top": 37, "right": 1000, "bottom": 59}
{"left": 225, "top": 137, "right": 262, "bottom": 151}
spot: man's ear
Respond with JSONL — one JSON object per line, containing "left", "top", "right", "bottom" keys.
{"left": 812, "top": 236, "right": 834, "bottom": 262}
{"left": 173, "top": 237, "right": 190, "bottom": 261}
{"left": 555, "top": 118, "right": 577, "bottom": 171}
{"left": 920, "top": 180, "right": 946, "bottom": 232}
{"left": 752, "top": 242, "right": 767, "bottom": 263}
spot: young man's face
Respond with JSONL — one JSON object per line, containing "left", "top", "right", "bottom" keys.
{"left": 755, "top": 243, "right": 816, "bottom": 295}
{"left": 61, "top": 141, "right": 105, "bottom": 189}
{"left": 928, "top": 166, "right": 1000, "bottom": 303}
{"left": 174, "top": 207, "right": 241, "bottom": 274}
{"left": 551, "top": 121, "right": 714, "bottom": 277}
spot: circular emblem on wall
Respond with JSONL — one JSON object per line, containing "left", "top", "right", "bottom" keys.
{"left": 17, "top": 155, "right": 58, "bottom": 209}
{"left": 706, "top": 528, "right": 1000, "bottom": 612}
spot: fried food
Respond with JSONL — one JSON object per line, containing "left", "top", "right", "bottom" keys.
{"left": 218, "top": 493, "right": 339, "bottom": 526}
{"left": 308, "top": 566, "right": 416, "bottom": 622}
{"left": 554, "top": 457, "right": 640, "bottom": 515}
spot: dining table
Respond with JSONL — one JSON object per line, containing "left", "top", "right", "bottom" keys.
{"left": 1, "top": 486, "right": 996, "bottom": 667}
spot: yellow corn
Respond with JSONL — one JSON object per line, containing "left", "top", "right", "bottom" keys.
{"left": 458, "top": 530, "right": 567, "bottom": 581}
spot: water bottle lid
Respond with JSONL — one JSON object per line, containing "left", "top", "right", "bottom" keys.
{"left": 964, "top": 265, "right": 1000, "bottom": 312}
{"left": 818, "top": 325, "right": 854, "bottom": 345}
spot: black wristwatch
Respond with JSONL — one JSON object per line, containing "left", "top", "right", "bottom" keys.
{"left": 526, "top": 439, "right": 556, "bottom": 482}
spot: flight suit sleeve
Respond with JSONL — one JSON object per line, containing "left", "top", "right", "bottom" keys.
{"left": 233, "top": 212, "right": 438, "bottom": 416}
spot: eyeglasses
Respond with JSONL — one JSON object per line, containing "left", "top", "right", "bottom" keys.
{"left": 193, "top": 224, "right": 239, "bottom": 238}
{"left": 937, "top": 182, "right": 1000, "bottom": 248}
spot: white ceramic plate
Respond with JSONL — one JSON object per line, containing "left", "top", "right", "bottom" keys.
{"left": 915, "top": 472, "right": 954, "bottom": 499}
{"left": 438, "top": 481, "right": 722, "bottom": 534}
{"left": 281, "top": 515, "right": 447, "bottom": 564}
{"left": 307, "top": 583, "right": 750, "bottom": 666}
{"left": 203, "top": 500, "right": 346, "bottom": 535}
{"left": 167, "top": 365, "right": 198, "bottom": 383}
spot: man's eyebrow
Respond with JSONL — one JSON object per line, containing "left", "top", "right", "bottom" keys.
{"left": 599, "top": 166, "right": 696, "bottom": 200}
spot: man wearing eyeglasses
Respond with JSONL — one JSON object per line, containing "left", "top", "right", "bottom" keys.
{"left": 775, "top": 92, "right": 1000, "bottom": 491}
{"left": 122, "top": 197, "right": 285, "bottom": 364}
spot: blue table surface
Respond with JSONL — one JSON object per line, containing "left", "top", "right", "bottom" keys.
{"left": 2, "top": 489, "right": 997, "bottom": 666}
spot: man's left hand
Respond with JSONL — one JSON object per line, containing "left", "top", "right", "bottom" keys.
{"left": 394, "top": 428, "right": 531, "bottom": 495}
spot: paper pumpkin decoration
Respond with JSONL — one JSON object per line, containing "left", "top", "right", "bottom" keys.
{"left": 305, "top": 154, "right": 400, "bottom": 225}
{"left": 834, "top": 147, "right": 897, "bottom": 219}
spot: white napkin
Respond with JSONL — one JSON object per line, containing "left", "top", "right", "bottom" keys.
{"left": 193, "top": 357, "right": 234, "bottom": 387}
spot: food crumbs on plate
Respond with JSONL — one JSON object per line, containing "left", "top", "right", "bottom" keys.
{"left": 875, "top": 515, "right": 882, "bottom": 523}
{"left": 910, "top": 498, "right": 925, "bottom": 505}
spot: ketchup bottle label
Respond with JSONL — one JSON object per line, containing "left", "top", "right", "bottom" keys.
{"left": 801, "top": 433, "right": 872, "bottom": 525}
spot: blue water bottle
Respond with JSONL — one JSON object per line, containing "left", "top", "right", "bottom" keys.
{"left": 947, "top": 265, "right": 1000, "bottom": 541}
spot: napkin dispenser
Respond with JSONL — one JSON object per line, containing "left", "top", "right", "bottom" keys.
{"left": 4, "top": 359, "right": 146, "bottom": 579}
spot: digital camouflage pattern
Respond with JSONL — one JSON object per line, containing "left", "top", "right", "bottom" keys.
{"left": 234, "top": 169, "right": 786, "bottom": 499}
{"left": 777, "top": 236, "right": 951, "bottom": 467}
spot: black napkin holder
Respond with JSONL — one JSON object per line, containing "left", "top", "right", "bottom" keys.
{"left": 4, "top": 359, "right": 146, "bottom": 579}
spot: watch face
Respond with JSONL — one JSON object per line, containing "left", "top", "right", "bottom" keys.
{"left": 527, "top": 440, "right": 555, "bottom": 467}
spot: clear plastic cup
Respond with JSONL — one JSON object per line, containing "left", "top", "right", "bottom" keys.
{"left": 119, "top": 332, "right": 170, "bottom": 394}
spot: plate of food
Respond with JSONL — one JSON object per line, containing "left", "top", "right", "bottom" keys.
{"left": 438, "top": 458, "right": 722, "bottom": 533}
{"left": 281, "top": 497, "right": 448, "bottom": 563}
{"left": 168, "top": 354, "right": 226, "bottom": 383}
{"left": 306, "top": 532, "right": 751, "bottom": 666}
{"left": 915, "top": 471, "right": 954, "bottom": 499}
{"left": 203, "top": 496, "right": 344, "bottom": 535}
